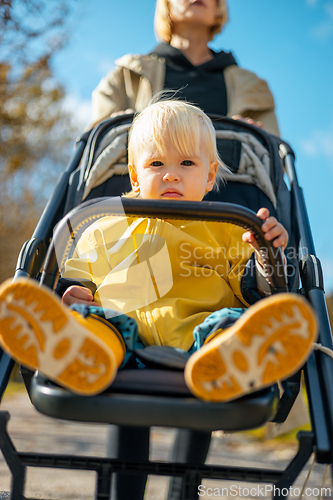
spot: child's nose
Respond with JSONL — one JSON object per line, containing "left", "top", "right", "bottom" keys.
{"left": 163, "top": 168, "right": 180, "bottom": 182}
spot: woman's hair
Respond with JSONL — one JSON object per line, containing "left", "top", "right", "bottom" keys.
{"left": 154, "top": 0, "right": 228, "bottom": 43}
{"left": 127, "top": 99, "right": 228, "bottom": 195}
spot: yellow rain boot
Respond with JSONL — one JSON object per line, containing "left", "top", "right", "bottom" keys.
{"left": 184, "top": 293, "right": 318, "bottom": 402}
{"left": 0, "top": 278, "right": 126, "bottom": 396}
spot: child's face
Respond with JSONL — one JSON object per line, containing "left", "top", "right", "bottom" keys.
{"left": 129, "top": 135, "right": 218, "bottom": 201}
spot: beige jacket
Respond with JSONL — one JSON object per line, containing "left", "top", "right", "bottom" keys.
{"left": 91, "top": 53, "right": 279, "bottom": 136}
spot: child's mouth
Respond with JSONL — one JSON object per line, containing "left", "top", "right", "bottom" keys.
{"left": 161, "top": 190, "right": 183, "bottom": 198}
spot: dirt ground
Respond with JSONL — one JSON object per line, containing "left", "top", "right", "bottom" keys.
{"left": 0, "top": 384, "right": 332, "bottom": 500}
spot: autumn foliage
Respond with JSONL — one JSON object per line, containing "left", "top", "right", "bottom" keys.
{"left": 0, "top": 0, "right": 79, "bottom": 282}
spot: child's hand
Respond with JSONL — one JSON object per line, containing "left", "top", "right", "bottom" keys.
{"left": 62, "top": 285, "right": 99, "bottom": 307}
{"left": 242, "top": 208, "right": 288, "bottom": 256}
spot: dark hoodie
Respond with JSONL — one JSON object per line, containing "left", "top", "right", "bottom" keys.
{"left": 151, "top": 42, "right": 237, "bottom": 115}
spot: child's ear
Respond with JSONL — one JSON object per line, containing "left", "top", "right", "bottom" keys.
{"left": 128, "top": 164, "right": 140, "bottom": 192}
{"left": 206, "top": 161, "right": 218, "bottom": 192}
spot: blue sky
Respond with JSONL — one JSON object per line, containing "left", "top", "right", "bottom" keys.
{"left": 52, "top": 0, "right": 333, "bottom": 292}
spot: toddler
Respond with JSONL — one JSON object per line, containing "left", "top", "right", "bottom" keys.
{"left": 0, "top": 100, "right": 317, "bottom": 402}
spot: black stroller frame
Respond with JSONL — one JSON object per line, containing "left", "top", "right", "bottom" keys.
{"left": 0, "top": 115, "right": 332, "bottom": 500}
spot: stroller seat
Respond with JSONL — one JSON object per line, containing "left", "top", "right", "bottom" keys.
{"left": 30, "top": 371, "right": 278, "bottom": 431}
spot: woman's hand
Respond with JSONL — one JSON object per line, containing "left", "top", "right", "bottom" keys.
{"left": 62, "top": 285, "right": 99, "bottom": 307}
{"left": 110, "top": 108, "right": 134, "bottom": 118}
{"left": 232, "top": 114, "right": 263, "bottom": 129}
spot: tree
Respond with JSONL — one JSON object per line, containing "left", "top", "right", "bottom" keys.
{"left": 326, "top": 294, "right": 333, "bottom": 329}
{"left": 0, "top": 0, "right": 80, "bottom": 282}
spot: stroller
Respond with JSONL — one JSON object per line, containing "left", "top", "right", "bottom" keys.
{"left": 0, "top": 112, "right": 332, "bottom": 500}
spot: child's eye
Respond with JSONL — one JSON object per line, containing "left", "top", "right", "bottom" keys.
{"left": 150, "top": 161, "right": 163, "bottom": 167}
{"left": 181, "top": 160, "right": 194, "bottom": 166}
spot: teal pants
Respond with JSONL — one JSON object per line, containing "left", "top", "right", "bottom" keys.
{"left": 70, "top": 304, "right": 245, "bottom": 367}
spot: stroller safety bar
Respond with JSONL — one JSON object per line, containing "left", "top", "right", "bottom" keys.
{"left": 40, "top": 198, "right": 289, "bottom": 294}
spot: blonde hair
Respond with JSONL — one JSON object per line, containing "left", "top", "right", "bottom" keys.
{"left": 154, "top": 0, "right": 228, "bottom": 43}
{"left": 127, "top": 99, "right": 227, "bottom": 196}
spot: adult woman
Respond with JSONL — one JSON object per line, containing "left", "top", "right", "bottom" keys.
{"left": 88, "top": 2, "right": 280, "bottom": 499}
{"left": 90, "top": 0, "right": 279, "bottom": 136}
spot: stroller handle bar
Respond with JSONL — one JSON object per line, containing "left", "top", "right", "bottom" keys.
{"left": 40, "top": 197, "right": 288, "bottom": 293}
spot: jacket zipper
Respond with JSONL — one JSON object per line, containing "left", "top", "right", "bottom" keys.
{"left": 142, "top": 219, "right": 164, "bottom": 346}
